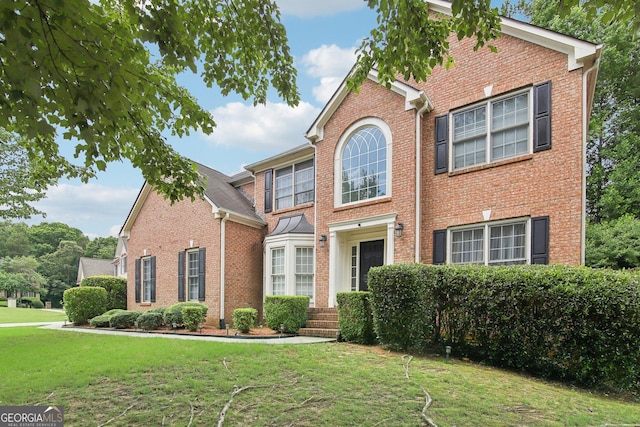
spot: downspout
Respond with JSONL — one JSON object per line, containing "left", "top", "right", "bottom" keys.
{"left": 219, "top": 211, "right": 230, "bottom": 328}
{"left": 581, "top": 57, "right": 601, "bottom": 265}
{"left": 311, "top": 142, "right": 318, "bottom": 308}
{"left": 415, "top": 100, "right": 431, "bottom": 263}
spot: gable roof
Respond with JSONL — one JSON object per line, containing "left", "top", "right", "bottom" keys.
{"left": 120, "top": 162, "right": 265, "bottom": 236}
{"left": 245, "top": 143, "right": 315, "bottom": 173}
{"left": 77, "top": 257, "right": 114, "bottom": 283}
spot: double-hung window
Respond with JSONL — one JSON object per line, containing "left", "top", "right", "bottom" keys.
{"left": 274, "top": 159, "right": 314, "bottom": 210}
{"left": 187, "top": 250, "right": 199, "bottom": 301}
{"left": 142, "top": 257, "right": 153, "bottom": 302}
{"left": 271, "top": 248, "right": 285, "bottom": 295}
{"left": 452, "top": 90, "right": 530, "bottom": 170}
{"left": 295, "top": 247, "right": 314, "bottom": 298}
{"left": 451, "top": 220, "right": 527, "bottom": 265}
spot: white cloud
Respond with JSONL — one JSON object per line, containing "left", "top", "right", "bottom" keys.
{"left": 28, "top": 183, "right": 140, "bottom": 238}
{"left": 276, "top": 0, "right": 365, "bottom": 17}
{"left": 300, "top": 44, "right": 357, "bottom": 104}
{"left": 204, "top": 101, "right": 320, "bottom": 151}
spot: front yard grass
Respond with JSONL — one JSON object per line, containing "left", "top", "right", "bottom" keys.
{"left": 0, "top": 327, "right": 638, "bottom": 426}
{"left": 0, "top": 307, "right": 67, "bottom": 323}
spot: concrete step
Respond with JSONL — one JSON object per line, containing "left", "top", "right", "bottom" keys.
{"left": 298, "top": 327, "right": 339, "bottom": 339}
{"left": 305, "top": 319, "right": 339, "bottom": 329}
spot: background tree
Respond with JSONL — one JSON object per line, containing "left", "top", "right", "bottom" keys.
{"left": 84, "top": 236, "right": 118, "bottom": 259}
{"left": 1, "top": 256, "right": 47, "bottom": 298}
{"left": 0, "top": 270, "right": 21, "bottom": 299}
{"left": 38, "top": 240, "right": 85, "bottom": 306}
{"left": 0, "top": 221, "right": 31, "bottom": 258}
{"left": 28, "top": 222, "right": 88, "bottom": 258}
{"left": 586, "top": 215, "right": 640, "bottom": 269}
{"left": 0, "top": 129, "right": 53, "bottom": 220}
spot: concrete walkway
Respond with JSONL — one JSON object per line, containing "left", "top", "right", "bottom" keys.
{"left": 3, "top": 321, "right": 335, "bottom": 345}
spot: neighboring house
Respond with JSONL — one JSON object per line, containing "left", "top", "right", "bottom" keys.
{"left": 112, "top": 236, "right": 128, "bottom": 279}
{"left": 76, "top": 257, "right": 115, "bottom": 285}
{"left": 121, "top": 0, "right": 602, "bottom": 327}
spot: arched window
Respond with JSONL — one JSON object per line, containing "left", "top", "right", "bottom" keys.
{"left": 337, "top": 119, "right": 391, "bottom": 206}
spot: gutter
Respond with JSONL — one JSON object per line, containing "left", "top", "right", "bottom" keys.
{"left": 581, "top": 56, "right": 601, "bottom": 265}
{"left": 415, "top": 100, "right": 431, "bottom": 263}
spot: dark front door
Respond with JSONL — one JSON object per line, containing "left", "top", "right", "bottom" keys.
{"left": 359, "top": 240, "right": 385, "bottom": 291}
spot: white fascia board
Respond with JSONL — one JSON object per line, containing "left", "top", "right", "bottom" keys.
{"left": 328, "top": 212, "right": 398, "bottom": 233}
{"left": 306, "top": 69, "right": 432, "bottom": 143}
{"left": 213, "top": 205, "right": 266, "bottom": 229}
{"left": 120, "top": 183, "right": 152, "bottom": 235}
{"left": 426, "top": 0, "right": 601, "bottom": 71}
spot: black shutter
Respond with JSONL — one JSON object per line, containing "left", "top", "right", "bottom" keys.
{"left": 433, "top": 229, "right": 447, "bottom": 264}
{"left": 198, "top": 248, "right": 206, "bottom": 301}
{"left": 533, "top": 81, "right": 552, "bottom": 152}
{"left": 134, "top": 258, "right": 141, "bottom": 303}
{"left": 264, "top": 169, "right": 273, "bottom": 213}
{"left": 178, "top": 251, "right": 185, "bottom": 302}
{"left": 434, "top": 115, "right": 449, "bottom": 174}
{"left": 150, "top": 256, "right": 156, "bottom": 303}
{"left": 531, "top": 216, "right": 550, "bottom": 264}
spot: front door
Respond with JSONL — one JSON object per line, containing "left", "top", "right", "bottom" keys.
{"left": 359, "top": 239, "right": 385, "bottom": 291}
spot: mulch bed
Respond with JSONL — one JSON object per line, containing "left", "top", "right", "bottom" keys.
{"left": 64, "top": 324, "right": 295, "bottom": 339}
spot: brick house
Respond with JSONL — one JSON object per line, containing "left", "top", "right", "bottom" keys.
{"left": 121, "top": 1, "right": 601, "bottom": 327}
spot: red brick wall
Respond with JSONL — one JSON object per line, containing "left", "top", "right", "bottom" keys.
{"left": 126, "top": 188, "right": 265, "bottom": 325}
{"left": 223, "top": 220, "right": 264, "bottom": 322}
{"left": 418, "top": 34, "right": 584, "bottom": 265}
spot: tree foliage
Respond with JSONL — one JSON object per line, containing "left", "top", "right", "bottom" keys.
{"left": 84, "top": 236, "right": 117, "bottom": 259}
{"left": 586, "top": 215, "right": 640, "bottom": 269}
{"left": 0, "top": 0, "right": 298, "bottom": 202}
{"left": 0, "top": 129, "right": 52, "bottom": 220}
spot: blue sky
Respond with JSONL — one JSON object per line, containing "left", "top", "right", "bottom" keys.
{"left": 26, "top": 0, "right": 379, "bottom": 238}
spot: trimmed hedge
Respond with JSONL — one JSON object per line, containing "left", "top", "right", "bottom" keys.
{"left": 164, "top": 302, "right": 208, "bottom": 327}
{"left": 135, "top": 311, "right": 164, "bottom": 331}
{"left": 368, "top": 264, "right": 640, "bottom": 392}
{"left": 18, "top": 297, "right": 44, "bottom": 309}
{"left": 64, "top": 286, "right": 107, "bottom": 325}
{"left": 233, "top": 308, "right": 258, "bottom": 333}
{"left": 264, "top": 296, "right": 309, "bottom": 333}
{"left": 109, "top": 310, "right": 142, "bottom": 329}
{"left": 336, "top": 292, "right": 376, "bottom": 344}
{"left": 81, "top": 276, "right": 127, "bottom": 310}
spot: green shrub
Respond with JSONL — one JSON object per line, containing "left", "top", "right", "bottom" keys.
{"left": 81, "top": 276, "right": 127, "bottom": 310}
{"left": 368, "top": 263, "right": 640, "bottom": 392}
{"left": 337, "top": 292, "right": 376, "bottom": 344}
{"left": 264, "top": 296, "right": 309, "bottom": 333}
{"left": 103, "top": 308, "right": 127, "bottom": 317}
{"left": 182, "top": 306, "right": 204, "bottom": 332}
{"left": 109, "top": 311, "right": 142, "bottom": 329}
{"left": 89, "top": 314, "right": 112, "bottom": 327}
{"left": 368, "top": 264, "right": 435, "bottom": 351}
{"left": 233, "top": 308, "right": 258, "bottom": 333}
{"left": 63, "top": 286, "right": 107, "bottom": 325}
{"left": 0, "top": 297, "right": 7, "bottom": 302}
{"left": 18, "top": 297, "right": 44, "bottom": 309}
{"left": 164, "top": 302, "right": 208, "bottom": 327}
{"left": 135, "top": 311, "right": 164, "bottom": 331}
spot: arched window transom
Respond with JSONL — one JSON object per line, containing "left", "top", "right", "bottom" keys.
{"left": 340, "top": 126, "right": 387, "bottom": 204}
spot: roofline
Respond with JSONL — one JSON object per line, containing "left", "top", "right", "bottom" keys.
{"left": 428, "top": 0, "right": 602, "bottom": 71}
{"left": 213, "top": 207, "right": 266, "bottom": 229}
{"left": 305, "top": 68, "right": 433, "bottom": 143}
{"left": 120, "top": 182, "right": 152, "bottom": 237}
{"left": 244, "top": 143, "right": 315, "bottom": 173}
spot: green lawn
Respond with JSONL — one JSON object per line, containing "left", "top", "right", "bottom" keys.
{"left": 0, "top": 307, "right": 67, "bottom": 323}
{"left": 0, "top": 327, "right": 638, "bottom": 426}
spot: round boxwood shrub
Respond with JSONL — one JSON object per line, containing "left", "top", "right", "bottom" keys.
{"left": 64, "top": 286, "right": 108, "bottom": 325}
{"left": 233, "top": 308, "right": 258, "bottom": 333}
{"left": 164, "top": 302, "right": 208, "bottom": 327}
{"left": 89, "top": 314, "right": 112, "bottom": 328}
{"left": 109, "top": 311, "right": 142, "bottom": 329}
{"left": 81, "top": 276, "right": 127, "bottom": 310}
{"left": 135, "top": 311, "right": 164, "bottom": 331}
{"left": 264, "top": 296, "right": 309, "bottom": 333}
{"left": 19, "top": 297, "right": 45, "bottom": 309}
{"left": 182, "top": 306, "right": 205, "bottom": 332}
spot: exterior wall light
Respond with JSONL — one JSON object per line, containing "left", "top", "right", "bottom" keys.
{"left": 319, "top": 234, "right": 327, "bottom": 248}
{"left": 395, "top": 223, "right": 404, "bottom": 238}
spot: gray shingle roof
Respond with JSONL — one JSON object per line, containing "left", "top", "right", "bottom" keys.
{"left": 77, "top": 257, "right": 114, "bottom": 283}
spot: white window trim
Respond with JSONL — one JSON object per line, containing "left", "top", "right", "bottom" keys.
{"left": 450, "top": 87, "right": 533, "bottom": 171}
{"left": 264, "top": 234, "right": 315, "bottom": 301}
{"left": 334, "top": 117, "right": 393, "bottom": 208}
{"left": 448, "top": 217, "right": 531, "bottom": 265}
{"left": 274, "top": 159, "right": 315, "bottom": 211}
{"left": 142, "top": 257, "right": 152, "bottom": 303}
{"left": 186, "top": 249, "right": 200, "bottom": 302}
